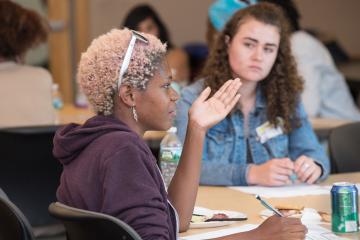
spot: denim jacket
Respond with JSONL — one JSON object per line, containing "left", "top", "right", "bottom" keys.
{"left": 175, "top": 79, "right": 330, "bottom": 186}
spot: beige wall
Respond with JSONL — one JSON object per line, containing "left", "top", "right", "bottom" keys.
{"left": 90, "top": 0, "right": 360, "bottom": 55}
{"left": 295, "top": 0, "right": 360, "bottom": 56}
{"left": 90, "top": 0, "right": 213, "bottom": 47}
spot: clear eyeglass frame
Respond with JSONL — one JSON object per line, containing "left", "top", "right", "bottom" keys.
{"left": 117, "top": 30, "right": 149, "bottom": 93}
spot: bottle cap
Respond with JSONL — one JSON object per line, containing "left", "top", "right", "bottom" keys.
{"left": 52, "top": 83, "right": 59, "bottom": 91}
{"left": 167, "top": 127, "right": 177, "bottom": 133}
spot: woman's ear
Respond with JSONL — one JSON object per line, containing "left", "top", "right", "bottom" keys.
{"left": 118, "top": 84, "right": 136, "bottom": 107}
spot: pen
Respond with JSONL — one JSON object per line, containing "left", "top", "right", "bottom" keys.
{"left": 262, "top": 141, "right": 275, "bottom": 159}
{"left": 205, "top": 217, "right": 247, "bottom": 222}
{"left": 255, "top": 195, "right": 283, "bottom": 217}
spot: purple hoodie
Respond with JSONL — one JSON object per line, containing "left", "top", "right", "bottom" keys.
{"left": 54, "top": 115, "right": 178, "bottom": 240}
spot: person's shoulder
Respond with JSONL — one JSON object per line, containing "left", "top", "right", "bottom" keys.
{"left": 291, "top": 31, "right": 334, "bottom": 66}
{"left": 181, "top": 79, "right": 205, "bottom": 98}
{"left": 294, "top": 100, "right": 308, "bottom": 119}
{"left": 100, "top": 130, "right": 145, "bottom": 151}
{"left": 21, "top": 64, "right": 51, "bottom": 76}
{"left": 178, "top": 79, "right": 205, "bottom": 105}
{"left": 291, "top": 31, "right": 328, "bottom": 55}
{"left": 2, "top": 63, "right": 52, "bottom": 80}
{"left": 291, "top": 31, "right": 319, "bottom": 45}
{"left": 100, "top": 131, "right": 156, "bottom": 171}
{"left": 20, "top": 65, "right": 53, "bottom": 83}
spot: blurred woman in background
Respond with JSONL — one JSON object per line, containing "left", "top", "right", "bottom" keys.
{"left": 122, "top": 4, "right": 190, "bottom": 93}
{"left": 0, "top": 0, "right": 55, "bottom": 127}
{"left": 261, "top": 0, "right": 360, "bottom": 120}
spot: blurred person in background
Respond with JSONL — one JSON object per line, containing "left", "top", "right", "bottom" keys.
{"left": 261, "top": 0, "right": 360, "bottom": 121}
{"left": 206, "top": 0, "right": 360, "bottom": 121}
{"left": 0, "top": 0, "right": 55, "bottom": 127}
{"left": 122, "top": 4, "right": 190, "bottom": 94}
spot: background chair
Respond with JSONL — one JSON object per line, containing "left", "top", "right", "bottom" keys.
{"left": 0, "top": 191, "right": 35, "bottom": 240}
{"left": 329, "top": 122, "right": 360, "bottom": 173}
{"left": 48, "top": 202, "right": 142, "bottom": 240}
{"left": 0, "top": 125, "right": 64, "bottom": 237}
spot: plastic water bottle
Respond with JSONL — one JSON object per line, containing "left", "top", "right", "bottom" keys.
{"left": 160, "top": 127, "right": 183, "bottom": 188}
{"left": 52, "top": 83, "right": 64, "bottom": 124}
{"left": 75, "top": 88, "right": 88, "bottom": 108}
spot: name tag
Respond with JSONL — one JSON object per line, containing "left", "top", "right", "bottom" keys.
{"left": 256, "top": 119, "right": 284, "bottom": 143}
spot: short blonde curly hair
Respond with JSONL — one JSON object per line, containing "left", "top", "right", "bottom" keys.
{"left": 78, "top": 28, "right": 167, "bottom": 115}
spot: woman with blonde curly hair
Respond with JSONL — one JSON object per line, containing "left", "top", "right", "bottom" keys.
{"left": 175, "top": 2, "right": 329, "bottom": 187}
{"left": 54, "top": 27, "right": 307, "bottom": 240}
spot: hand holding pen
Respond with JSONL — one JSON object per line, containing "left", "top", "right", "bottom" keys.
{"left": 255, "top": 195, "right": 283, "bottom": 217}
{"left": 253, "top": 195, "right": 308, "bottom": 239}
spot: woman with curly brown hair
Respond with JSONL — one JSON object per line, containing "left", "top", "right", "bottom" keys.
{"left": 175, "top": 2, "right": 330, "bottom": 186}
{"left": 0, "top": 0, "right": 55, "bottom": 127}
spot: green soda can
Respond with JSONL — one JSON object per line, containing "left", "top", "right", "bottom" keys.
{"left": 331, "top": 182, "right": 359, "bottom": 233}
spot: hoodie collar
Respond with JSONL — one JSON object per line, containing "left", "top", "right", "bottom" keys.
{"left": 53, "top": 115, "right": 137, "bottom": 165}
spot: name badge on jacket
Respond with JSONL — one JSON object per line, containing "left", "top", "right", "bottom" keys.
{"left": 256, "top": 118, "right": 284, "bottom": 143}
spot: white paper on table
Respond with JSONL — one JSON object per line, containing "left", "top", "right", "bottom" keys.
{"left": 229, "top": 184, "right": 329, "bottom": 198}
{"left": 180, "top": 224, "right": 258, "bottom": 240}
{"left": 306, "top": 225, "right": 351, "bottom": 240}
{"left": 228, "top": 184, "right": 360, "bottom": 198}
{"left": 181, "top": 224, "right": 350, "bottom": 240}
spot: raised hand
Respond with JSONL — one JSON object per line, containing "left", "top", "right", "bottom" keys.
{"left": 188, "top": 78, "right": 241, "bottom": 130}
{"left": 170, "top": 78, "right": 241, "bottom": 230}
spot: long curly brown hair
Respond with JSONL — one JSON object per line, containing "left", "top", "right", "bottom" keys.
{"left": 202, "top": 2, "right": 303, "bottom": 132}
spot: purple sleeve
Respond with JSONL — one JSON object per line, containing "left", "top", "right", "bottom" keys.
{"left": 100, "top": 144, "right": 172, "bottom": 240}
